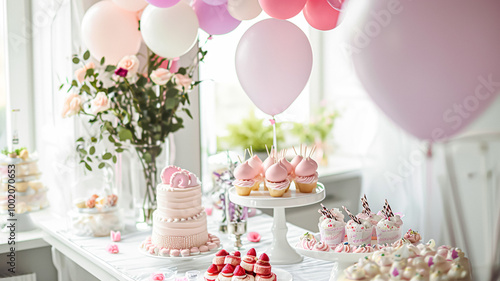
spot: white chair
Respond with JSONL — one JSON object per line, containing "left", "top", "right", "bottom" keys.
{"left": 441, "top": 131, "right": 500, "bottom": 281}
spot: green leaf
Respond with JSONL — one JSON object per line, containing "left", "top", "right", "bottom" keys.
{"left": 165, "top": 98, "right": 177, "bottom": 110}
{"left": 116, "top": 148, "right": 124, "bottom": 153}
{"left": 86, "top": 156, "right": 93, "bottom": 162}
{"left": 105, "top": 65, "right": 116, "bottom": 72}
{"left": 79, "top": 149, "right": 87, "bottom": 155}
{"left": 89, "top": 146, "right": 96, "bottom": 155}
{"left": 102, "top": 152, "right": 112, "bottom": 160}
{"left": 85, "top": 162, "right": 92, "bottom": 171}
{"left": 59, "top": 84, "right": 64, "bottom": 90}
{"left": 117, "top": 127, "right": 133, "bottom": 141}
{"left": 71, "top": 80, "right": 78, "bottom": 87}
{"left": 112, "top": 155, "right": 117, "bottom": 164}
{"left": 76, "top": 137, "right": 84, "bottom": 142}
{"left": 83, "top": 50, "right": 90, "bottom": 60}
{"left": 143, "top": 152, "right": 152, "bottom": 163}
{"left": 108, "top": 135, "right": 115, "bottom": 143}
{"left": 183, "top": 108, "right": 193, "bottom": 119}
{"left": 177, "top": 67, "right": 186, "bottom": 75}
{"left": 72, "top": 57, "right": 80, "bottom": 64}
{"left": 98, "top": 163, "right": 105, "bottom": 169}
{"left": 100, "top": 57, "right": 105, "bottom": 65}
{"left": 91, "top": 137, "right": 97, "bottom": 143}
{"left": 86, "top": 68, "right": 94, "bottom": 77}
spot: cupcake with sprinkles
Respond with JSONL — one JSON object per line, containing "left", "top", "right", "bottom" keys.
{"left": 318, "top": 204, "right": 346, "bottom": 248}
{"left": 376, "top": 199, "right": 403, "bottom": 245}
{"left": 343, "top": 206, "right": 373, "bottom": 247}
{"left": 356, "top": 194, "right": 382, "bottom": 239}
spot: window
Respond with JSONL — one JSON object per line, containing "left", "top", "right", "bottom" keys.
{"left": 0, "top": 2, "right": 6, "bottom": 149}
{"left": 199, "top": 12, "right": 376, "bottom": 185}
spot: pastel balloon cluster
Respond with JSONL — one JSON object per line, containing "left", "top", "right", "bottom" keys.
{"left": 160, "top": 165, "right": 199, "bottom": 188}
{"left": 258, "top": 0, "right": 342, "bottom": 31}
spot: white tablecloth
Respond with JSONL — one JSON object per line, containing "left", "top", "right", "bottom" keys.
{"left": 39, "top": 210, "right": 336, "bottom": 281}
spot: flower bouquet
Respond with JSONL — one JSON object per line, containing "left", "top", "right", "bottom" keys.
{"left": 61, "top": 47, "right": 207, "bottom": 224}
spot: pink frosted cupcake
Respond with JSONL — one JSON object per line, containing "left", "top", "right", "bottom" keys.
{"left": 343, "top": 206, "right": 373, "bottom": 246}
{"left": 234, "top": 161, "right": 260, "bottom": 196}
{"left": 294, "top": 157, "right": 318, "bottom": 193}
{"left": 279, "top": 158, "right": 293, "bottom": 192}
{"left": 376, "top": 200, "right": 403, "bottom": 245}
{"left": 318, "top": 204, "right": 346, "bottom": 248}
{"left": 247, "top": 155, "right": 263, "bottom": 191}
{"left": 264, "top": 162, "right": 289, "bottom": 197}
{"left": 261, "top": 151, "right": 276, "bottom": 191}
{"left": 356, "top": 194, "right": 382, "bottom": 239}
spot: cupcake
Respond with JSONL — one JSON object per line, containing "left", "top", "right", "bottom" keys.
{"left": 253, "top": 253, "right": 272, "bottom": 275}
{"left": 294, "top": 157, "right": 318, "bottom": 193}
{"left": 213, "top": 249, "right": 229, "bottom": 271}
{"left": 234, "top": 162, "right": 260, "bottom": 196}
{"left": 343, "top": 206, "right": 373, "bottom": 246}
{"left": 318, "top": 204, "right": 346, "bottom": 248}
{"left": 205, "top": 264, "right": 220, "bottom": 281}
{"left": 356, "top": 194, "right": 382, "bottom": 239}
{"left": 240, "top": 248, "right": 257, "bottom": 274}
{"left": 376, "top": 200, "right": 403, "bottom": 245}
{"left": 279, "top": 157, "right": 293, "bottom": 190}
{"left": 224, "top": 251, "right": 241, "bottom": 266}
{"left": 217, "top": 264, "right": 235, "bottom": 281}
{"left": 247, "top": 155, "right": 263, "bottom": 191}
{"left": 231, "top": 266, "right": 255, "bottom": 281}
{"left": 261, "top": 151, "right": 276, "bottom": 191}
{"left": 264, "top": 162, "right": 289, "bottom": 197}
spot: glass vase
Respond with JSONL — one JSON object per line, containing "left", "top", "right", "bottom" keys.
{"left": 129, "top": 140, "right": 171, "bottom": 228}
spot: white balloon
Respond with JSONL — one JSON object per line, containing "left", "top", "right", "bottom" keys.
{"left": 140, "top": 3, "right": 199, "bottom": 58}
{"left": 112, "top": 0, "right": 148, "bottom": 12}
{"left": 227, "top": 0, "right": 262, "bottom": 20}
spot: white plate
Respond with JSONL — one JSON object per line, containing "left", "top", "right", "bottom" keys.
{"left": 138, "top": 244, "right": 222, "bottom": 261}
{"left": 273, "top": 268, "right": 293, "bottom": 281}
{"left": 228, "top": 182, "right": 326, "bottom": 209}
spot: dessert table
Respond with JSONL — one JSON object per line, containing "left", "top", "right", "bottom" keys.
{"left": 29, "top": 209, "right": 337, "bottom": 281}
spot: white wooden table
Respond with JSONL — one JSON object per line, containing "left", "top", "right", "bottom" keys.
{"left": 24, "top": 209, "right": 336, "bottom": 281}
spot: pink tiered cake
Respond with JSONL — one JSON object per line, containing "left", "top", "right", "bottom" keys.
{"left": 151, "top": 166, "right": 208, "bottom": 250}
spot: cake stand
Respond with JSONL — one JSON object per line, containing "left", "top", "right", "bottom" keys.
{"left": 229, "top": 183, "right": 325, "bottom": 264}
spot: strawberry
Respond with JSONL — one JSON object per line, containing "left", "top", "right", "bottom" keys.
{"left": 233, "top": 265, "right": 246, "bottom": 276}
{"left": 247, "top": 248, "right": 256, "bottom": 257}
{"left": 207, "top": 264, "right": 219, "bottom": 274}
{"left": 216, "top": 249, "right": 229, "bottom": 256}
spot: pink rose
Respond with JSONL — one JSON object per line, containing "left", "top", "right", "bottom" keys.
{"left": 173, "top": 74, "right": 192, "bottom": 91}
{"left": 61, "top": 93, "right": 83, "bottom": 118}
{"left": 91, "top": 92, "right": 110, "bottom": 114}
{"left": 150, "top": 273, "right": 164, "bottom": 281}
{"left": 150, "top": 68, "right": 172, "bottom": 85}
{"left": 117, "top": 55, "right": 140, "bottom": 78}
{"left": 74, "top": 62, "right": 95, "bottom": 83}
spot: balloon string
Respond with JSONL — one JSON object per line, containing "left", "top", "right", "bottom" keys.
{"left": 272, "top": 117, "right": 277, "bottom": 151}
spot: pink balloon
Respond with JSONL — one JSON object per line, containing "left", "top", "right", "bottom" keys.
{"left": 235, "top": 19, "right": 312, "bottom": 116}
{"left": 146, "top": 0, "right": 180, "bottom": 8}
{"left": 202, "top": 0, "right": 227, "bottom": 6}
{"left": 81, "top": 1, "right": 142, "bottom": 64}
{"left": 303, "top": 0, "right": 340, "bottom": 31}
{"left": 258, "top": 0, "right": 306, "bottom": 20}
{"left": 326, "top": 0, "right": 344, "bottom": 11}
{"left": 349, "top": 0, "right": 500, "bottom": 141}
{"left": 192, "top": 0, "right": 240, "bottom": 35}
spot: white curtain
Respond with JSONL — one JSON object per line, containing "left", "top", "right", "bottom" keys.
{"left": 361, "top": 95, "right": 500, "bottom": 280}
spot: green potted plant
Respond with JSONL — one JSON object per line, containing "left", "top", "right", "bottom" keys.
{"left": 218, "top": 110, "right": 284, "bottom": 157}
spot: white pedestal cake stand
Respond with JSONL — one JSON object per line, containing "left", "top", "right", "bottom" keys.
{"left": 229, "top": 183, "right": 325, "bottom": 265}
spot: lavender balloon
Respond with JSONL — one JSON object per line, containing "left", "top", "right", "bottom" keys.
{"left": 192, "top": 0, "right": 240, "bottom": 35}
{"left": 235, "top": 19, "right": 313, "bottom": 116}
{"left": 146, "top": 0, "right": 180, "bottom": 8}
{"left": 348, "top": 0, "right": 500, "bottom": 140}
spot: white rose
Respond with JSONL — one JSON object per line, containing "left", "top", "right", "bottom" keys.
{"left": 117, "top": 55, "right": 140, "bottom": 78}
{"left": 150, "top": 68, "right": 172, "bottom": 85}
